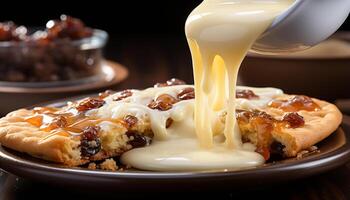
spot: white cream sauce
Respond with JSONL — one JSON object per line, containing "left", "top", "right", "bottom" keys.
{"left": 93, "top": 85, "right": 282, "bottom": 171}
{"left": 98, "top": 0, "right": 294, "bottom": 171}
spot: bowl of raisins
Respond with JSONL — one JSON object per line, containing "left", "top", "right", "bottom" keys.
{"left": 0, "top": 15, "right": 108, "bottom": 84}
{"left": 0, "top": 15, "right": 130, "bottom": 115}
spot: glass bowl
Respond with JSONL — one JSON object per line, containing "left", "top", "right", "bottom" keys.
{"left": 0, "top": 29, "right": 108, "bottom": 83}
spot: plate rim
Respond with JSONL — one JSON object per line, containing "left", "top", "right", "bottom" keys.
{"left": 0, "top": 60, "right": 128, "bottom": 94}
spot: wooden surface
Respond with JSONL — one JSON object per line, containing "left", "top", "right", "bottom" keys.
{"left": 0, "top": 36, "right": 350, "bottom": 199}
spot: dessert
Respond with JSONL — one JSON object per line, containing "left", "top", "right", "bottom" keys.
{"left": 0, "top": 0, "right": 343, "bottom": 172}
{"left": 0, "top": 79, "right": 342, "bottom": 171}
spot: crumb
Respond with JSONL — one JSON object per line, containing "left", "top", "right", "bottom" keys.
{"left": 118, "top": 164, "right": 132, "bottom": 171}
{"left": 296, "top": 146, "right": 320, "bottom": 159}
{"left": 296, "top": 150, "right": 309, "bottom": 159}
{"left": 99, "top": 158, "right": 118, "bottom": 171}
{"left": 87, "top": 162, "right": 97, "bottom": 170}
{"left": 308, "top": 146, "right": 319, "bottom": 151}
{"left": 125, "top": 164, "right": 132, "bottom": 169}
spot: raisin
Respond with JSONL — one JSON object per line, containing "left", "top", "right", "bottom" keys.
{"left": 255, "top": 110, "right": 274, "bottom": 121}
{"left": 12, "top": 26, "right": 27, "bottom": 41}
{"left": 99, "top": 90, "right": 114, "bottom": 99}
{"left": 51, "top": 115, "right": 68, "bottom": 128}
{"left": 282, "top": 112, "right": 305, "bottom": 128}
{"left": 289, "top": 95, "right": 320, "bottom": 111}
{"left": 40, "top": 115, "right": 69, "bottom": 132}
{"left": 236, "top": 89, "right": 259, "bottom": 99}
{"left": 80, "top": 126, "right": 101, "bottom": 157}
{"left": 47, "top": 15, "right": 93, "bottom": 40}
{"left": 269, "top": 141, "right": 285, "bottom": 161}
{"left": 166, "top": 118, "right": 173, "bottom": 128}
{"left": 124, "top": 115, "right": 138, "bottom": 129}
{"left": 177, "top": 87, "right": 195, "bottom": 100}
{"left": 269, "top": 95, "right": 320, "bottom": 112}
{"left": 0, "top": 17, "right": 97, "bottom": 83}
{"left": 236, "top": 109, "right": 274, "bottom": 123}
{"left": 0, "top": 22, "right": 14, "bottom": 41}
{"left": 236, "top": 109, "right": 253, "bottom": 123}
{"left": 113, "top": 90, "right": 133, "bottom": 101}
{"left": 76, "top": 98, "right": 105, "bottom": 112}
{"left": 126, "top": 131, "right": 151, "bottom": 148}
{"left": 154, "top": 78, "right": 186, "bottom": 88}
{"left": 148, "top": 94, "right": 178, "bottom": 111}
{"left": 0, "top": 21, "right": 24, "bottom": 41}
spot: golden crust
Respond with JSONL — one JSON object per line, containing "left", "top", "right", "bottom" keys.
{"left": 264, "top": 96, "right": 343, "bottom": 157}
{"left": 0, "top": 109, "right": 131, "bottom": 166}
{"left": 0, "top": 109, "right": 81, "bottom": 166}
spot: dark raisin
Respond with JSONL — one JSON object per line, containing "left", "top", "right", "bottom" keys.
{"left": 80, "top": 126, "right": 101, "bottom": 157}
{"left": 236, "top": 89, "right": 259, "bottom": 99}
{"left": 236, "top": 109, "right": 274, "bottom": 123}
{"left": 154, "top": 78, "right": 186, "bottom": 88}
{"left": 0, "top": 17, "right": 97, "bottom": 83}
{"left": 113, "top": 90, "right": 133, "bottom": 101}
{"left": 126, "top": 131, "right": 151, "bottom": 148}
{"left": 0, "top": 21, "right": 25, "bottom": 41}
{"left": 166, "top": 118, "right": 173, "bottom": 128}
{"left": 81, "top": 140, "right": 101, "bottom": 157}
{"left": 177, "top": 87, "right": 195, "bottom": 100}
{"left": 269, "top": 141, "right": 285, "bottom": 161}
{"left": 81, "top": 126, "right": 100, "bottom": 140}
{"left": 236, "top": 109, "right": 253, "bottom": 123}
{"left": 124, "top": 115, "right": 138, "bottom": 129}
{"left": 255, "top": 110, "right": 274, "bottom": 121}
{"left": 76, "top": 98, "right": 105, "bottom": 112}
{"left": 47, "top": 15, "right": 93, "bottom": 40}
{"left": 282, "top": 112, "right": 305, "bottom": 128}
{"left": 0, "top": 22, "right": 14, "bottom": 41}
{"left": 148, "top": 94, "right": 178, "bottom": 111}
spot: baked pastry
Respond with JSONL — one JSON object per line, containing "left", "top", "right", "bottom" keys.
{"left": 0, "top": 79, "right": 342, "bottom": 167}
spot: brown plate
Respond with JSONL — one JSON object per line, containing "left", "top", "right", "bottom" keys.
{"left": 0, "top": 60, "right": 128, "bottom": 93}
{"left": 0, "top": 98, "right": 349, "bottom": 191}
{"left": 0, "top": 60, "right": 128, "bottom": 115}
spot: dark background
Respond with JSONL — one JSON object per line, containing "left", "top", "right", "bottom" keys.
{"left": 1, "top": 1, "right": 349, "bottom": 36}
{"left": 0, "top": 1, "right": 348, "bottom": 96}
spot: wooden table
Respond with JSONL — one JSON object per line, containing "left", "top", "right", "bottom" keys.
{"left": 0, "top": 36, "right": 349, "bottom": 200}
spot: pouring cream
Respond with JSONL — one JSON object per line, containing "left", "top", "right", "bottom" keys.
{"left": 120, "top": 0, "right": 294, "bottom": 171}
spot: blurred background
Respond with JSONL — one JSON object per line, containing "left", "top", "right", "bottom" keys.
{"left": 1, "top": 1, "right": 348, "bottom": 36}
{"left": 0, "top": 1, "right": 349, "bottom": 111}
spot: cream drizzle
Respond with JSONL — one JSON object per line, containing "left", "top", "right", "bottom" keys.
{"left": 120, "top": 0, "right": 294, "bottom": 171}
{"left": 92, "top": 85, "right": 282, "bottom": 171}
